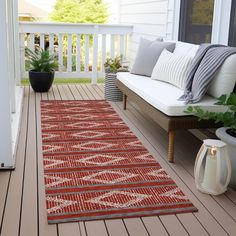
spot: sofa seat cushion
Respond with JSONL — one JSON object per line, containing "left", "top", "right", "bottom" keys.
{"left": 117, "top": 72, "right": 227, "bottom": 116}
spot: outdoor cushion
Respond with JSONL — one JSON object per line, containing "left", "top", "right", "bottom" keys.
{"left": 207, "top": 54, "right": 236, "bottom": 98}
{"left": 151, "top": 49, "right": 193, "bottom": 89}
{"left": 173, "top": 41, "right": 199, "bottom": 57}
{"left": 131, "top": 38, "right": 176, "bottom": 77}
{"left": 117, "top": 72, "right": 227, "bottom": 116}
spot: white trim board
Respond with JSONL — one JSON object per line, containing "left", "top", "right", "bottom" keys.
{"left": 10, "top": 86, "right": 24, "bottom": 169}
{"left": 170, "top": 0, "right": 233, "bottom": 44}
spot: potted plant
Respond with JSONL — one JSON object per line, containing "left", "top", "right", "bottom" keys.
{"left": 26, "top": 48, "right": 57, "bottom": 92}
{"left": 186, "top": 93, "right": 236, "bottom": 189}
{"left": 104, "top": 55, "right": 128, "bottom": 101}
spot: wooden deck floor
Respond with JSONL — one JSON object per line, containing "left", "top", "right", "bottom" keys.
{"left": 0, "top": 84, "right": 236, "bottom": 236}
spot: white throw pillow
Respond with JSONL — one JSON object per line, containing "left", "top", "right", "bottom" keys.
{"left": 173, "top": 41, "right": 199, "bottom": 58}
{"left": 207, "top": 54, "right": 236, "bottom": 98}
{"left": 151, "top": 49, "right": 193, "bottom": 90}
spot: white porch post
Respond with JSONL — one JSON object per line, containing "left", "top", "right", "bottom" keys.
{"left": 0, "top": 0, "right": 13, "bottom": 167}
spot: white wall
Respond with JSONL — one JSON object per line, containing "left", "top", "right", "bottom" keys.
{"left": 119, "top": 0, "right": 169, "bottom": 64}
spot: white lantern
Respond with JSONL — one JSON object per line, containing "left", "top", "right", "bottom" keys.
{"left": 194, "top": 139, "right": 231, "bottom": 195}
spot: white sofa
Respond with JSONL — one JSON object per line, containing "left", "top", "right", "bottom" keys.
{"left": 116, "top": 41, "right": 236, "bottom": 162}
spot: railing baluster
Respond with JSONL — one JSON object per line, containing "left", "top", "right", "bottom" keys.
{"left": 119, "top": 34, "right": 124, "bottom": 56}
{"left": 49, "top": 33, "right": 54, "bottom": 54}
{"left": 76, "top": 34, "right": 81, "bottom": 73}
{"left": 40, "top": 33, "right": 45, "bottom": 50}
{"left": 29, "top": 33, "right": 34, "bottom": 51}
{"left": 92, "top": 26, "right": 98, "bottom": 84}
{"left": 102, "top": 34, "right": 106, "bottom": 72}
{"left": 58, "top": 34, "right": 63, "bottom": 72}
{"left": 85, "top": 34, "right": 89, "bottom": 72}
{"left": 67, "top": 34, "right": 72, "bottom": 72}
{"left": 110, "top": 34, "right": 115, "bottom": 59}
{"left": 20, "top": 33, "right": 25, "bottom": 77}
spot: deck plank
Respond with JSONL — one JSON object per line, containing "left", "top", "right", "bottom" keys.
{"left": 48, "top": 87, "right": 54, "bottom": 100}
{"left": 85, "top": 221, "right": 108, "bottom": 236}
{"left": 52, "top": 86, "right": 61, "bottom": 100}
{"left": 177, "top": 213, "right": 208, "bottom": 236}
{"left": 68, "top": 84, "right": 83, "bottom": 100}
{"left": 160, "top": 215, "right": 189, "bottom": 236}
{"left": 62, "top": 85, "right": 75, "bottom": 100}
{"left": 141, "top": 217, "right": 169, "bottom": 236}
{"left": 105, "top": 219, "right": 129, "bottom": 236}
{"left": 123, "top": 218, "right": 149, "bottom": 236}
{"left": 20, "top": 87, "right": 38, "bottom": 236}
{"left": 76, "top": 85, "right": 90, "bottom": 99}
{"left": 225, "top": 189, "right": 236, "bottom": 205}
{"left": 58, "top": 223, "right": 81, "bottom": 236}
{"left": 1, "top": 87, "right": 29, "bottom": 236}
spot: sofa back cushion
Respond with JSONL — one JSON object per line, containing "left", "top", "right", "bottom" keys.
{"left": 151, "top": 49, "right": 193, "bottom": 90}
{"left": 207, "top": 54, "right": 236, "bottom": 98}
{"left": 131, "top": 38, "right": 176, "bottom": 77}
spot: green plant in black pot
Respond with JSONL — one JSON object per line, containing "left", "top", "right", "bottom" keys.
{"left": 26, "top": 48, "right": 57, "bottom": 92}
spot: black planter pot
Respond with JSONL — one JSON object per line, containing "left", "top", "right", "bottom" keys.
{"left": 29, "top": 70, "right": 55, "bottom": 92}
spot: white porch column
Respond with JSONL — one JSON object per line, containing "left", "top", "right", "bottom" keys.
{"left": 0, "top": 0, "right": 13, "bottom": 167}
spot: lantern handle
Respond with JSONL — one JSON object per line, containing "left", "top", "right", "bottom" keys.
{"left": 194, "top": 144, "right": 204, "bottom": 176}
{"left": 194, "top": 145, "right": 207, "bottom": 189}
{"left": 222, "top": 149, "right": 232, "bottom": 190}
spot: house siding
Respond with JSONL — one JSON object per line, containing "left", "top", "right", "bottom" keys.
{"left": 119, "top": 0, "right": 170, "bottom": 64}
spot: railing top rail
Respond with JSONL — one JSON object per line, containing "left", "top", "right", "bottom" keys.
{"left": 19, "top": 22, "right": 134, "bottom": 34}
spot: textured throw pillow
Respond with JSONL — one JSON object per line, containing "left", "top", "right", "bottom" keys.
{"left": 151, "top": 49, "right": 193, "bottom": 89}
{"left": 131, "top": 38, "right": 176, "bottom": 77}
{"left": 207, "top": 54, "right": 236, "bottom": 98}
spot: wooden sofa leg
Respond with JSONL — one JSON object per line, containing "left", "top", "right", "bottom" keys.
{"left": 168, "top": 130, "right": 175, "bottom": 163}
{"left": 123, "top": 94, "right": 127, "bottom": 110}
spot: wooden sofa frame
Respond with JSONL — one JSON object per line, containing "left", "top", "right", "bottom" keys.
{"left": 116, "top": 79, "right": 220, "bottom": 163}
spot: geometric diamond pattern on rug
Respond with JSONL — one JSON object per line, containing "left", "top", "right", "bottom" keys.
{"left": 86, "top": 190, "right": 151, "bottom": 208}
{"left": 46, "top": 196, "right": 78, "bottom": 214}
{"left": 44, "top": 175, "right": 71, "bottom": 188}
{"left": 78, "top": 154, "right": 125, "bottom": 165}
{"left": 160, "top": 187, "right": 189, "bottom": 200}
{"left": 41, "top": 100, "right": 197, "bottom": 224}
{"left": 147, "top": 168, "right": 170, "bottom": 179}
{"left": 81, "top": 170, "right": 138, "bottom": 184}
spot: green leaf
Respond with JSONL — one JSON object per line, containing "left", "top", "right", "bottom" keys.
{"left": 215, "top": 94, "right": 227, "bottom": 105}
{"left": 227, "top": 93, "right": 236, "bottom": 105}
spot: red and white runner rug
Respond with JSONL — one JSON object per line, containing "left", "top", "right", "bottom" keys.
{"left": 41, "top": 100, "right": 197, "bottom": 223}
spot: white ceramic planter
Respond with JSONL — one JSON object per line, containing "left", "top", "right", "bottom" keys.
{"left": 216, "top": 127, "right": 236, "bottom": 189}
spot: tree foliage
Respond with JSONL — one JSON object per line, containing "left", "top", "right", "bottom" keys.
{"left": 191, "top": 0, "right": 214, "bottom": 25}
{"left": 50, "top": 0, "right": 108, "bottom": 24}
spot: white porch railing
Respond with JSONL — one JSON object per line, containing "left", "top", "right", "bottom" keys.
{"left": 19, "top": 22, "right": 133, "bottom": 84}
